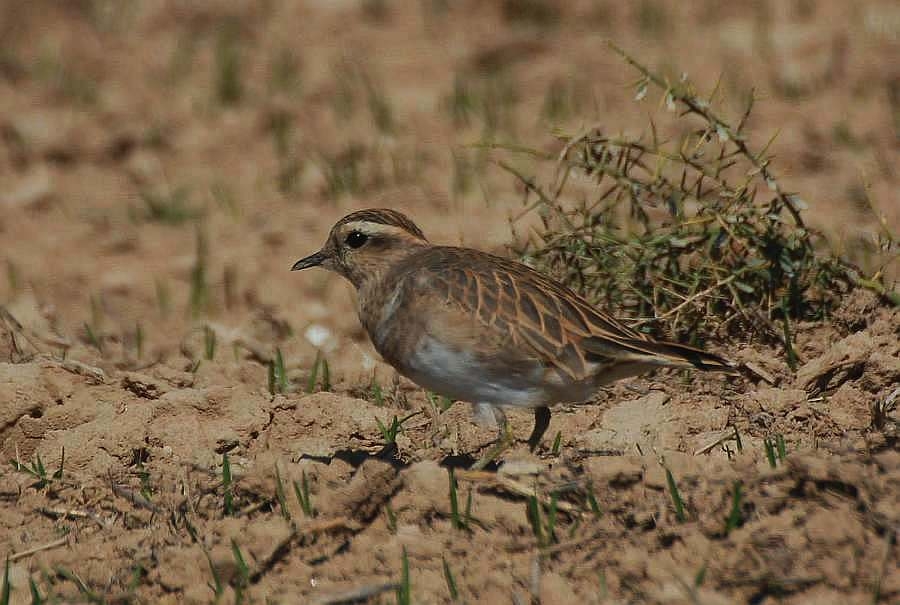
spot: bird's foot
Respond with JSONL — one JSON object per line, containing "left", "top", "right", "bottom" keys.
{"left": 470, "top": 422, "right": 514, "bottom": 471}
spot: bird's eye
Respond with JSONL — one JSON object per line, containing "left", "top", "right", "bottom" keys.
{"left": 345, "top": 230, "right": 369, "bottom": 249}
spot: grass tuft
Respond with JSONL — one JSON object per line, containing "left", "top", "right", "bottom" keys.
{"left": 427, "top": 391, "right": 453, "bottom": 413}
{"left": 10, "top": 447, "right": 64, "bottom": 490}
{"left": 271, "top": 348, "right": 289, "bottom": 395}
{"left": 526, "top": 491, "right": 558, "bottom": 547}
{"left": 306, "top": 350, "right": 331, "bottom": 393}
{"left": 662, "top": 462, "right": 686, "bottom": 523}
{"left": 447, "top": 468, "right": 473, "bottom": 531}
{"left": 83, "top": 322, "right": 103, "bottom": 355}
{"left": 694, "top": 561, "right": 707, "bottom": 588}
{"left": 776, "top": 434, "right": 787, "bottom": 460}
{"left": 585, "top": 482, "right": 602, "bottom": 518}
{"left": 204, "top": 546, "right": 224, "bottom": 600}
{"left": 136, "top": 454, "right": 152, "bottom": 501}
{"left": 369, "top": 374, "right": 386, "bottom": 406}
{"left": 293, "top": 470, "right": 316, "bottom": 518}
{"left": 550, "top": 431, "right": 562, "bottom": 455}
{"left": 222, "top": 452, "right": 234, "bottom": 516}
{"left": 29, "top": 576, "right": 44, "bottom": 604}
{"left": 385, "top": 503, "right": 397, "bottom": 533}
{"left": 230, "top": 539, "right": 250, "bottom": 604}
{"left": 724, "top": 480, "right": 743, "bottom": 534}
{"left": 764, "top": 434, "right": 787, "bottom": 468}
{"left": 274, "top": 464, "right": 291, "bottom": 521}
{"left": 733, "top": 425, "right": 744, "bottom": 453}
{"left": 376, "top": 412, "right": 420, "bottom": 445}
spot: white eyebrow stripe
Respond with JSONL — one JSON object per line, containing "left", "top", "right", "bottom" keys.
{"left": 342, "top": 221, "right": 411, "bottom": 237}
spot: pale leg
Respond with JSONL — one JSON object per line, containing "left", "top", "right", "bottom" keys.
{"left": 470, "top": 404, "right": 513, "bottom": 470}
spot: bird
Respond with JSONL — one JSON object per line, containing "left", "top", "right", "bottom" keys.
{"left": 292, "top": 208, "right": 736, "bottom": 469}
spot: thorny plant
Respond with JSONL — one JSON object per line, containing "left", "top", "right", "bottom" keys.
{"left": 497, "top": 43, "right": 897, "bottom": 359}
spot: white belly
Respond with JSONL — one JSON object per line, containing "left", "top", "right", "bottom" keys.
{"left": 401, "top": 336, "right": 550, "bottom": 408}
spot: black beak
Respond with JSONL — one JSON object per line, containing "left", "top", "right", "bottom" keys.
{"left": 291, "top": 250, "right": 327, "bottom": 271}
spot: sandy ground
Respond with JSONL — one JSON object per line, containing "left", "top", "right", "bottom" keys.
{"left": 1, "top": 1, "right": 898, "bottom": 603}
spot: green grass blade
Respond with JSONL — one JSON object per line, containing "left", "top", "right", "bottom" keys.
{"left": 664, "top": 466, "right": 686, "bottom": 522}
{"left": 586, "top": 483, "right": 602, "bottom": 517}
{"left": 385, "top": 503, "right": 397, "bottom": 533}
{"left": 442, "top": 556, "right": 459, "bottom": 600}
{"left": 52, "top": 447, "right": 65, "bottom": 481}
{"left": 396, "top": 547, "right": 410, "bottom": 605}
{"left": 775, "top": 434, "right": 787, "bottom": 460}
{"left": 764, "top": 438, "right": 777, "bottom": 468}
{"left": 29, "top": 576, "right": 44, "bottom": 604}
{"left": 203, "top": 547, "right": 224, "bottom": 599}
{"left": 448, "top": 468, "right": 462, "bottom": 530}
{"left": 222, "top": 452, "right": 233, "bottom": 516}
{"left": 306, "top": 350, "right": 320, "bottom": 393}
{"left": 274, "top": 464, "right": 291, "bottom": 521}
{"left": 724, "top": 480, "right": 743, "bottom": 534}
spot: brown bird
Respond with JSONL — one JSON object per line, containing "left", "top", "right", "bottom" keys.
{"left": 292, "top": 208, "right": 735, "bottom": 468}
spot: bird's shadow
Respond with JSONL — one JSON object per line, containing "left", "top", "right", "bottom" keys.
{"left": 298, "top": 445, "right": 494, "bottom": 472}
{"left": 298, "top": 440, "right": 628, "bottom": 473}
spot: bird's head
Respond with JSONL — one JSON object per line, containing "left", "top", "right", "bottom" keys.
{"left": 291, "top": 208, "right": 429, "bottom": 288}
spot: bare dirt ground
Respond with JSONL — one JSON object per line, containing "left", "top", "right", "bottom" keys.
{"left": 1, "top": 2, "right": 898, "bottom": 603}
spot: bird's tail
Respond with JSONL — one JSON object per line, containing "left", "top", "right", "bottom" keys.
{"left": 583, "top": 336, "right": 739, "bottom": 374}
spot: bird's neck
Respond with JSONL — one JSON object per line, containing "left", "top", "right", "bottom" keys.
{"left": 355, "top": 244, "right": 427, "bottom": 345}
{"left": 352, "top": 242, "right": 427, "bottom": 289}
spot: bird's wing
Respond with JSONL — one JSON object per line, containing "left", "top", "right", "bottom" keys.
{"left": 416, "top": 247, "right": 652, "bottom": 381}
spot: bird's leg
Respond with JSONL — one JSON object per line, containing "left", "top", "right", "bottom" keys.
{"left": 470, "top": 405, "right": 512, "bottom": 471}
{"left": 527, "top": 406, "right": 551, "bottom": 452}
